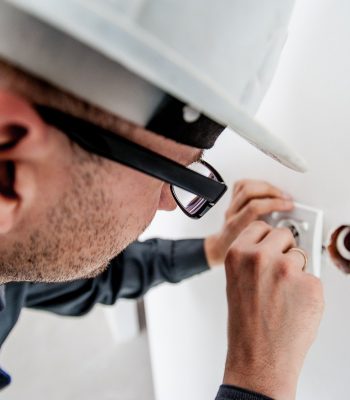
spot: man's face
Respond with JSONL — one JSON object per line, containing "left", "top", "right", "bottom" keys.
{"left": 0, "top": 88, "right": 202, "bottom": 283}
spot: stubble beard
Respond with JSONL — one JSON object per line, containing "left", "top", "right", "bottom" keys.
{"left": 0, "top": 147, "right": 152, "bottom": 284}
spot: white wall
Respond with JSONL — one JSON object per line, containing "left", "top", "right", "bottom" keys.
{"left": 144, "top": 1, "right": 350, "bottom": 399}
{"left": 1, "top": 305, "right": 154, "bottom": 400}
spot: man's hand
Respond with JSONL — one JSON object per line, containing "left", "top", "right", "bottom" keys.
{"left": 204, "top": 180, "right": 294, "bottom": 267}
{"left": 223, "top": 221, "right": 324, "bottom": 400}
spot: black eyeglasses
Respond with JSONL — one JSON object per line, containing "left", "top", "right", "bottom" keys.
{"left": 35, "top": 105, "right": 227, "bottom": 219}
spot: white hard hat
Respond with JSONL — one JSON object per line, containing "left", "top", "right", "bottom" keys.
{"left": 0, "top": 0, "right": 307, "bottom": 172}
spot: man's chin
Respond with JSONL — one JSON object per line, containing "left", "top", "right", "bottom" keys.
{"left": 83, "top": 218, "right": 153, "bottom": 280}
{"left": 36, "top": 217, "right": 154, "bottom": 283}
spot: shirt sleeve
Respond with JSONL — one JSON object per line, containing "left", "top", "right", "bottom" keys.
{"left": 215, "top": 385, "right": 273, "bottom": 400}
{"left": 24, "top": 238, "right": 209, "bottom": 316}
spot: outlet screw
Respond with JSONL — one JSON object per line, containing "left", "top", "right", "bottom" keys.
{"left": 301, "top": 222, "right": 309, "bottom": 231}
{"left": 271, "top": 212, "right": 279, "bottom": 220}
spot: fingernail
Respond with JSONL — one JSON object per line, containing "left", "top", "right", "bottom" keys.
{"left": 282, "top": 192, "right": 293, "bottom": 200}
{"left": 283, "top": 200, "right": 294, "bottom": 208}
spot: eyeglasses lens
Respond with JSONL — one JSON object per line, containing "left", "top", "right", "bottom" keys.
{"left": 172, "top": 162, "right": 218, "bottom": 216}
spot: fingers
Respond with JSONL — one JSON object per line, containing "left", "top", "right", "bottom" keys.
{"left": 234, "top": 221, "right": 272, "bottom": 245}
{"left": 234, "top": 179, "right": 286, "bottom": 196}
{"left": 217, "top": 180, "right": 294, "bottom": 268}
{"left": 231, "top": 180, "right": 290, "bottom": 213}
{"left": 261, "top": 227, "right": 297, "bottom": 253}
{"left": 229, "top": 198, "right": 293, "bottom": 228}
{"left": 228, "top": 222, "right": 306, "bottom": 274}
{"left": 283, "top": 249, "right": 308, "bottom": 272}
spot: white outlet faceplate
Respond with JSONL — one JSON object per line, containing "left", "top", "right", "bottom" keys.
{"left": 264, "top": 203, "right": 324, "bottom": 277}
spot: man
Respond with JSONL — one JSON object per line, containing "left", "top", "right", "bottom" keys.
{"left": 0, "top": 1, "right": 324, "bottom": 399}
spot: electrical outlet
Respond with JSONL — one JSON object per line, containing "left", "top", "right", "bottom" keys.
{"left": 264, "top": 203, "right": 324, "bottom": 277}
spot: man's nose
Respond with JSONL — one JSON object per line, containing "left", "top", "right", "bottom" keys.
{"left": 158, "top": 185, "right": 177, "bottom": 211}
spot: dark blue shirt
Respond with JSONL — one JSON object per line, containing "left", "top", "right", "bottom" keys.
{"left": 0, "top": 285, "right": 11, "bottom": 388}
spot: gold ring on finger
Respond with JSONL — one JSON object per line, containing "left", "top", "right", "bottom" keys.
{"left": 288, "top": 248, "right": 308, "bottom": 271}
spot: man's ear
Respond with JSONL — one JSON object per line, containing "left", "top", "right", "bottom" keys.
{"left": 0, "top": 90, "right": 48, "bottom": 234}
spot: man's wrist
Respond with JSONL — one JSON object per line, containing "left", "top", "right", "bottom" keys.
{"left": 204, "top": 235, "right": 224, "bottom": 267}
{"left": 223, "top": 364, "right": 298, "bottom": 400}
{"left": 217, "top": 384, "right": 274, "bottom": 400}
